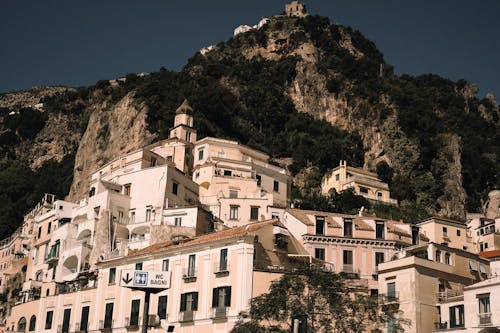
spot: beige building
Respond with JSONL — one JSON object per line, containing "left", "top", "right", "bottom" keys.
{"left": 7, "top": 219, "right": 309, "bottom": 333}
{"left": 417, "top": 216, "right": 474, "bottom": 252}
{"left": 378, "top": 242, "right": 490, "bottom": 333}
{"left": 285, "top": 1, "right": 308, "bottom": 17}
{"left": 193, "top": 137, "right": 291, "bottom": 226}
{"left": 321, "top": 161, "right": 397, "bottom": 205}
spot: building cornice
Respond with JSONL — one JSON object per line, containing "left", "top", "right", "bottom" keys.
{"left": 302, "top": 234, "right": 407, "bottom": 248}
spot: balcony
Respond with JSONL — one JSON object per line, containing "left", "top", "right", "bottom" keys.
{"left": 75, "top": 322, "right": 88, "bottom": 333}
{"left": 214, "top": 262, "right": 230, "bottom": 276}
{"left": 124, "top": 317, "right": 140, "bottom": 330}
{"left": 183, "top": 268, "right": 197, "bottom": 282}
{"left": 341, "top": 264, "right": 359, "bottom": 277}
{"left": 99, "top": 320, "right": 114, "bottom": 332}
{"left": 44, "top": 249, "right": 59, "bottom": 264}
{"left": 436, "top": 290, "right": 464, "bottom": 303}
{"left": 379, "top": 292, "right": 399, "bottom": 304}
{"left": 179, "top": 311, "right": 195, "bottom": 323}
{"left": 211, "top": 307, "right": 228, "bottom": 319}
{"left": 479, "top": 312, "right": 492, "bottom": 326}
{"left": 434, "top": 322, "right": 448, "bottom": 330}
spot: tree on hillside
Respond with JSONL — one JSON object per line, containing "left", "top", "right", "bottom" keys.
{"left": 230, "top": 266, "right": 407, "bottom": 333}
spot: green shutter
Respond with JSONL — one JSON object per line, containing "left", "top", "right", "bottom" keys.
{"left": 212, "top": 288, "right": 218, "bottom": 308}
{"left": 192, "top": 292, "right": 198, "bottom": 311}
{"left": 180, "top": 294, "right": 186, "bottom": 312}
{"left": 224, "top": 287, "right": 231, "bottom": 307}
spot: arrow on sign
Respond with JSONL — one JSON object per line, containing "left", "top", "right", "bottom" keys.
{"left": 122, "top": 273, "right": 132, "bottom": 284}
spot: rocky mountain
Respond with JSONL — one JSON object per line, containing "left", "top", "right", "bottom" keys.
{"left": 0, "top": 12, "right": 498, "bottom": 239}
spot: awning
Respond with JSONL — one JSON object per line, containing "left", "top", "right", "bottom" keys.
{"left": 469, "top": 260, "right": 478, "bottom": 271}
{"left": 480, "top": 265, "right": 487, "bottom": 274}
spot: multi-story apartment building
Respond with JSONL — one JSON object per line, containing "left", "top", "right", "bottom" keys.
{"left": 417, "top": 216, "right": 474, "bottom": 252}
{"left": 467, "top": 215, "right": 500, "bottom": 253}
{"left": 321, "top": 160, "right": 397, "bottom": 205}
{"left": 8, "top": 219, "right": 309, "bottom": 333}
{"left": 378, "top": 242, "right": 491, "bottom": 333}
{"left": 282, "top": 208, "right": 422, "bottom": 290}
{"left": 193, "top": 137, "right": 291, "bottom": 226}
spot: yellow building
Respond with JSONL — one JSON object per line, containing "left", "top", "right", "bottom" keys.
{"left": 321, "top": 160, "right": 397, "bottom": 205}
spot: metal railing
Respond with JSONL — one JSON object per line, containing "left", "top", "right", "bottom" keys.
{"left": 211, "top": 307, "right": 228, "bottom": 319}
{"left": 179, "top": 311, "right": 195, "bottom": 322}
{"left": 214, "top": 262, "right": 230, "bottom": 274}
{"left": 436, "top": 290, "right": 463, "bottom": 302}
{"left": 183, "top": 268, "right": 197, "bottom": 279}
{"left": 479, "top": 312, "right": 492, "bottom": 325}
{"left": 125, "top": 316, "right": 141, "bottom": 329}
{"left": 434, "top": 321, "right": 447, "bottom": 330}
{"left": 379, "top": 292, "right": 399, "bottom": 303}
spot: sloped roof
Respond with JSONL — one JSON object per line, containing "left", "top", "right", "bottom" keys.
{"left": 480, "top": 249, "right": 500, "bottom": 259}
{"left": 175, "top": 99, "right": 193, "bottom": 115}
{"left": 286, "top": 208, "right": 344, "bottom": 228}
{"left": 128, "top": 219, "right": 279, "bottom": 257}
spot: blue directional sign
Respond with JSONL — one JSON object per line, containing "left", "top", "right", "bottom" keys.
{"left": 133, "top": 272, "right": 148, "bottom": 287}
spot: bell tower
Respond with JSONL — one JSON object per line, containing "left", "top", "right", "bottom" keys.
{"left": 169, "top": 99, "right": 197, "bottom": 143}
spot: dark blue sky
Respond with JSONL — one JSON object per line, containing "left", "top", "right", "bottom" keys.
{"left": 1, "top": 0, "right": 499, "bottom": 98}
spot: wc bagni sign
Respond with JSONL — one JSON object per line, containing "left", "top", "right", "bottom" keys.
{"left": 120, "top": 270, "right": 171, "bottom": 289}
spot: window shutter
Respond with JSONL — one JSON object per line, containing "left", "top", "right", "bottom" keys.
{"left": 224, "top": 287, "right": 231, "bottom": 307}
{"left": 192, "top": 292, "right": 199, "bottom": 311}
{"left": 212, "top": 288, "right": 218, "bottom": 308}
{"left": 180, "top": 294, "right": 186, "bottom": 312}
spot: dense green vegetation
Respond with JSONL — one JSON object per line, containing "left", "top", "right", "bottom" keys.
{"left": 231, "top": 266, "right": 406, "bottom": 333}
{"left": 0, "top": 12, "right": 498, "bottom": 239}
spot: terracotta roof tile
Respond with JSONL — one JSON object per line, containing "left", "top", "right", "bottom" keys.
{"left": 128, "top": 219, "right": 279, "bottom": 257}
{"left": 286, "top": 208, "right": 352, "bottom": 228}
{"left": 479, "top": 249, "right": 500, "bottom": 259}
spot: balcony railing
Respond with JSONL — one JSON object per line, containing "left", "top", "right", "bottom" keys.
{"left": 479, "top": 312, "right": 492, "bottom": 325}
{"left": 183, "top": 268, "right": 197, "bottom": 280}
{"left": 434, "top": 321, "right": 447, "bottom": 330}
{"left": 75, "top": 322, "right": 88, "bottom": 333}
{"left": 125, "top": 316, "right": 140, "bottom": 330}
{"left": 211, "top": 307, "right": 228, "bottom": 319}
{"left": 214, "top": 262, "right": 230, "bottom": 274}
{"left": 44, "top": 250, "right": 59, "bottom": 263}
{"left": 99, "top": 319, "right": 114, "bottom": 331}
{"left": 436, "top": 290, "right": 463, "bottom": 302}
{"left": 379, "top": 292, "right": 399, "bottom": 303}
{"left": 179, "top": 311, "right": 195, "bottom": 322}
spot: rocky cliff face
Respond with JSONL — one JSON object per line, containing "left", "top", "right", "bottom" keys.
{"left": 68, "top": 92, "right": 155, "bottom": 201}
{"left": 1, "top": 11, "right": 498, "bottom": 234}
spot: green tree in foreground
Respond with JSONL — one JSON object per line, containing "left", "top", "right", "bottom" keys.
{"left": 231, "top": 266, "right": 407, "bottom": 333}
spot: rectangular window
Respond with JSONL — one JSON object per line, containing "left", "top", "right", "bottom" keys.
{"left": 219, "top": 249, "right": 228, "bottom": 271}
{"left": 273, "top": 180, "right": 279, "bottom": 192}
{"left": 187, "top": 255, "right": 196, "bottom": 277}
{"left": 376, "top": 222, "right": 385, "bottom": 239}
{"left": 130, "top": 300, "right": 140, "bottom": 326}
{"left": 335, "top": 173, "right": 340, "bottom": 181}
{"left": 223, "top": 170, "right": 232, "bottom": 177}
{"left": 445, "top": 253, "right": 451, "bottom": 265}
{"left": 344, "top": 219, "right": 353, "bottom": 237}
{"left": 45, "top": 311, "right": 53, "bottom": 329}
{"left": 443, "top": 227, "right": 448, "bottom": 237}
{"left": 198, "top": 149, "right": 204, "bottom": 161}
{"left": 151, "top": 157, "right": 157, "bottom": 167}
{"left": 174, "top": 217, "right": 182, "bottom": 226}
{"left": 478, "top": 294, "right": 490, "bottom": 314}
{"left": 315, "top": 216, "right": 325, "bottom": 235}
{"left": 212, "top": 286, "right": 231, "bottom": 308}
{"left": 456, "top": 229, "right": 461, "bottom": 236}
{"left": 359, "top": 186, "right": 369, "bottom": 194}
{"left": 411, "top": 226, "right": 419, "bottom": 245}
{"left": 449, "top": 305, "right": 464, "bottom": 328}
{"left": 124, "top": 184, "right": 131, "bottom": 196}
{"left": 37, "top": 227, "right": 42, "bottom": 239}
{"left": 80, "top": 306, "right": 89, "bottom": 332}
{"left": 250, "top": 207, "right": 259, "bottom": 220}
{"left": 130, "top": 211, "right": 135, "bottom": 224}
{"left": 104, "top": 303, "right": 114, "bottom": 329}
{"left": 162, "top": 259, "right": 169, "bottom": 272}
{"left": 48, "top": 222, "right": 52, "bottom": 234}
{"left": 62, "top": 308, "right": 71, "bottom": 333}
{"left": 172, "top": 182, "right": 178, "bottom": 195}
{"left": 343, "top": 250, "right": 353, "bottom": 265}
{"left": 108, "top": 268, "right": 116, "bottom": 284}
{"left": 375, "top": 252, "right": 385, "bottom": 266}
{"left": 435, "top": 250, "right": 441, "bottom": 263}
{"left": 157, "top": 296, "right": 167, "bottom": 320}
{"left": 146, "top": 207, "right": 152, "bottom": 222}
{"left": 229, "top": 206, "right": 238, "bottom": 220}
{"left": 314, "top": 248, "right": 325, "bottom": 261}
{"left": 180, "top": 292, "right": 198, "bottom": 312}
{"left": 135, "top": 262, "right": 143, "bottom": 270}
{"left": 387, "top": 282, "right": 396, "bottom": 298}
{"left": 229, "top": 190, "right": 238, "bottom": 198}
{"left": 256, "top": 174, "right": 262, "bottom": 186}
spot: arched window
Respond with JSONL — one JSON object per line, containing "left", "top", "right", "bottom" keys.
{"left": 18, "top": 317, "right": 26, "bottom": 332}
{"left": 29, "top": 316, "right": 36, "bottom": 331}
